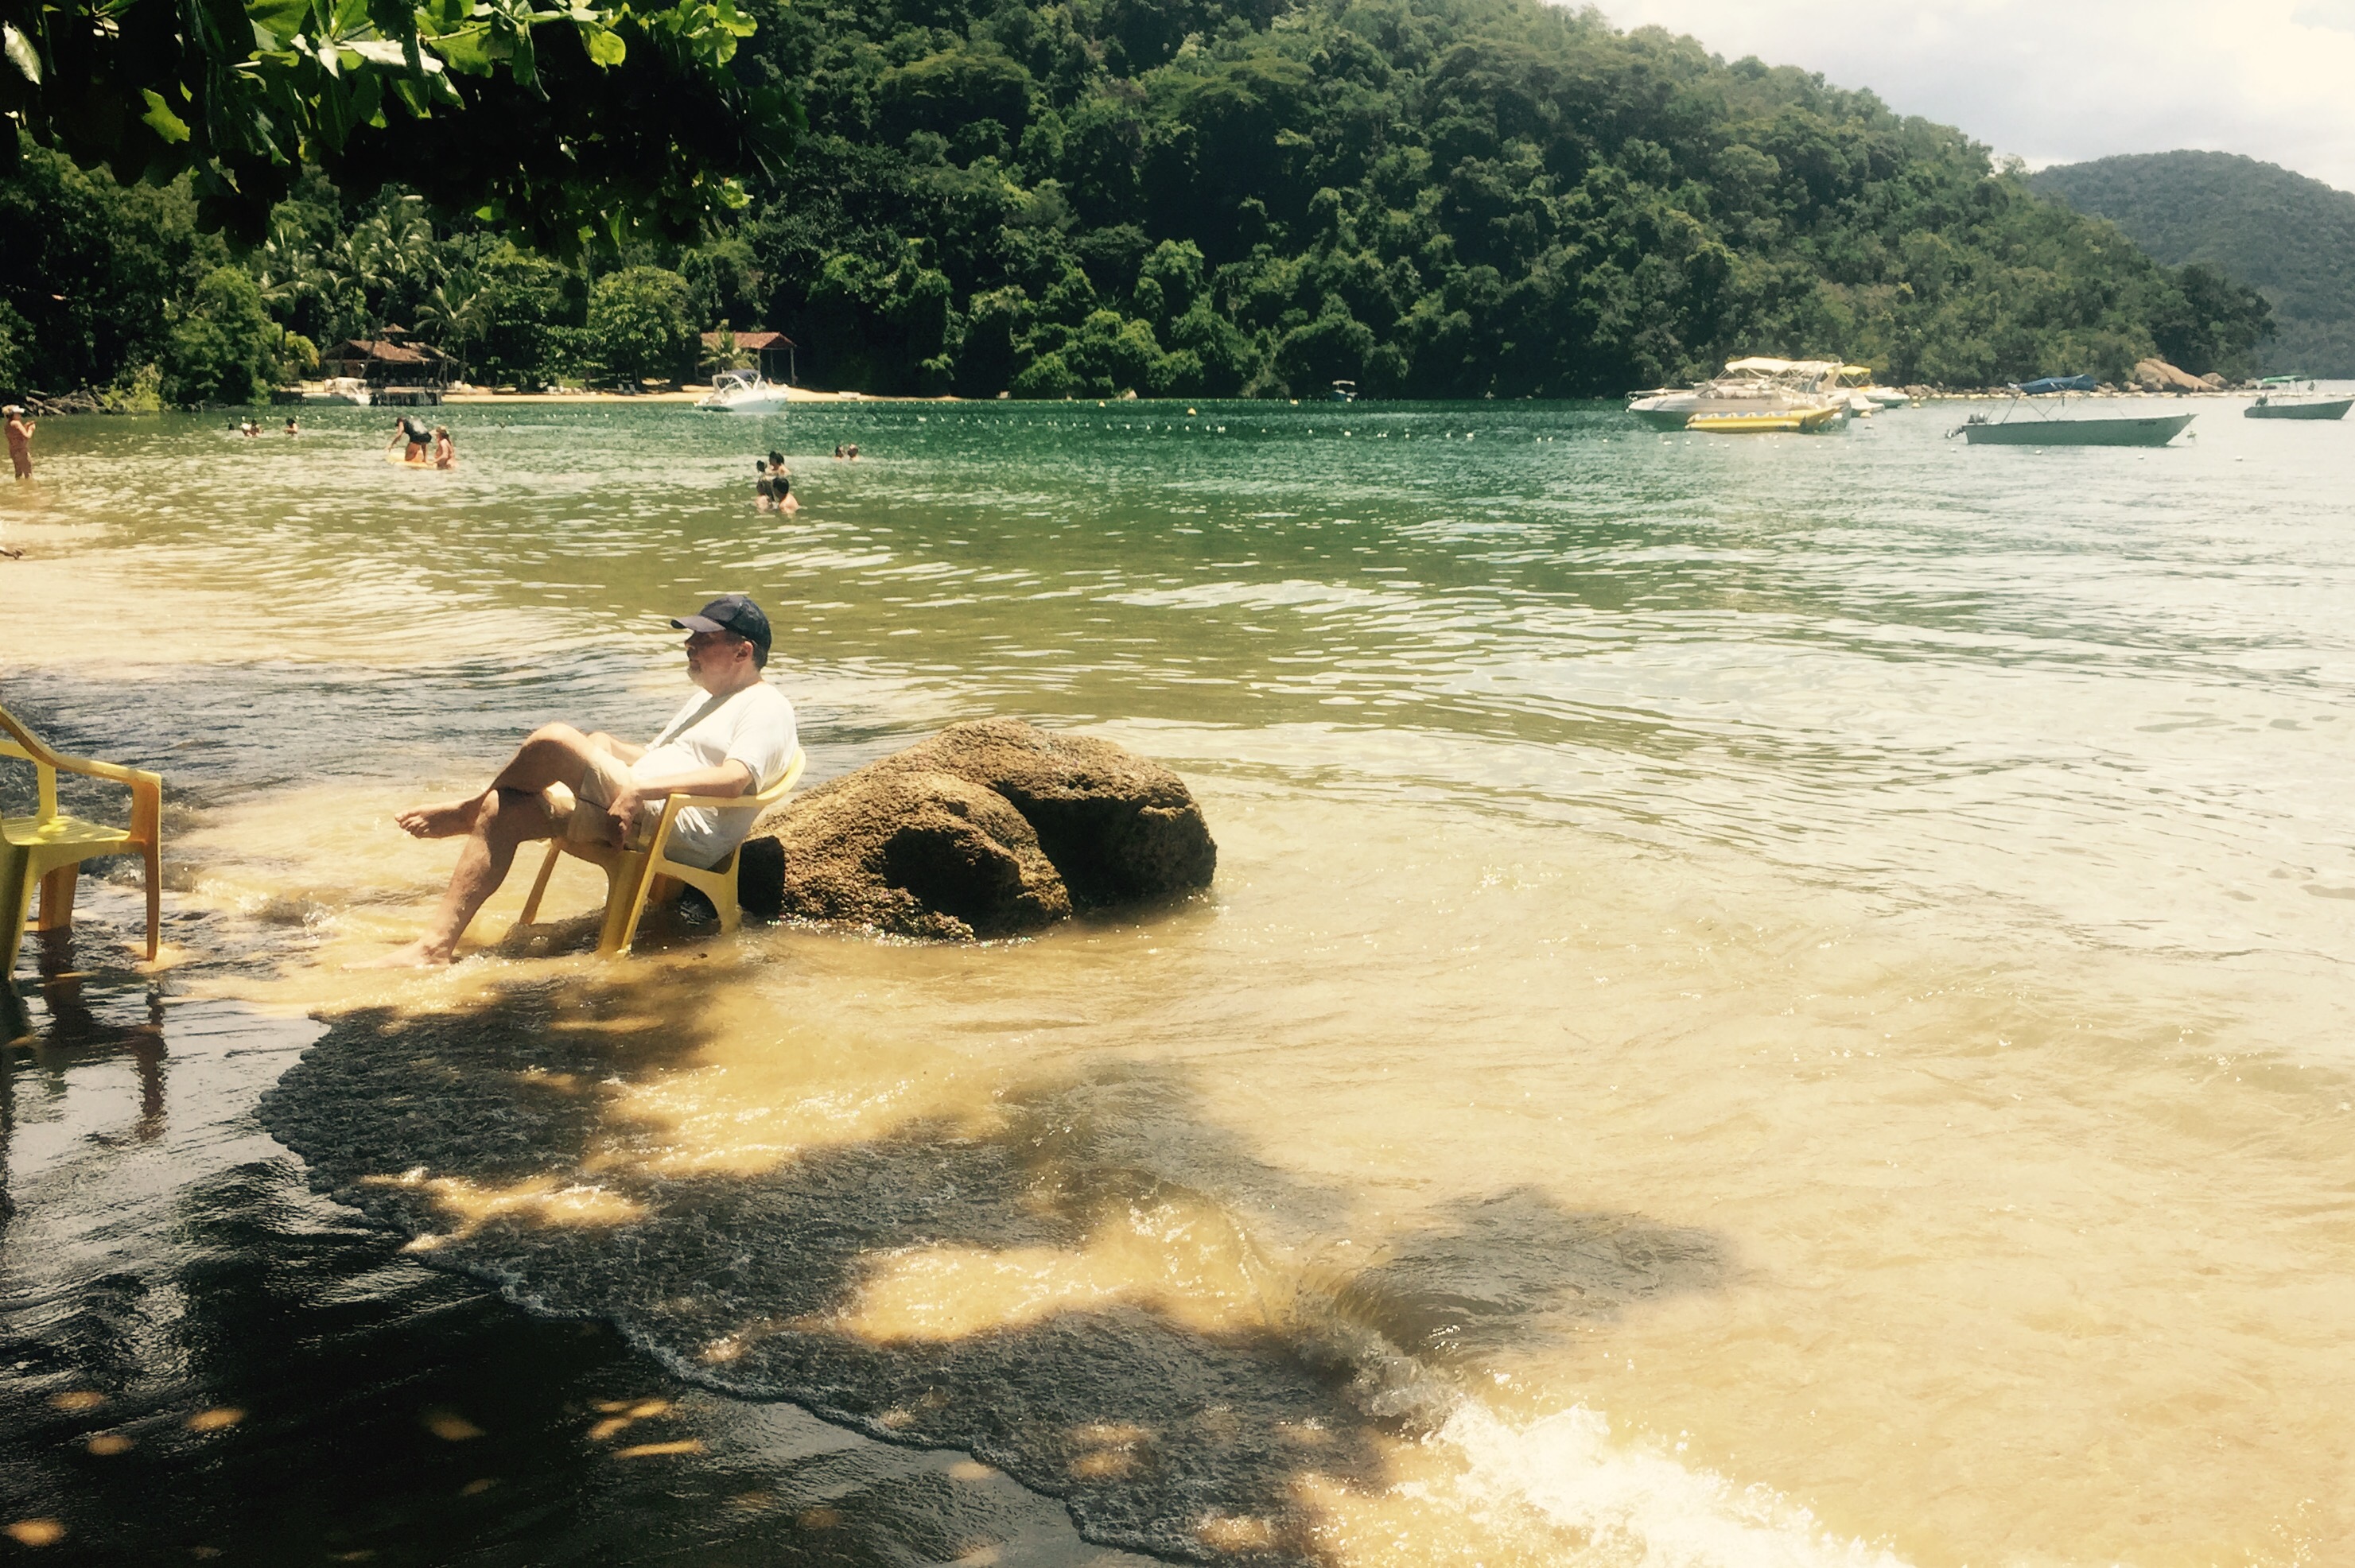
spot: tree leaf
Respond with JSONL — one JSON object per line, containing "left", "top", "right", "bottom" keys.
{"left": 140, "top": 89, "right": 193, "bottom": 144}
{"left": 2, "top": 23, "right": 41, "bottom": 85}
{"left": 583, "top": 25, "right": 626, "bottom": 67}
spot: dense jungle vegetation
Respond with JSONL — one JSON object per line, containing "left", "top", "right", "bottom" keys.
{"left": 0, "top": 0, "right": 2275, "bottom": 404}
{"left": 2032, "top": 151, "right": 2355, "bottom": 378}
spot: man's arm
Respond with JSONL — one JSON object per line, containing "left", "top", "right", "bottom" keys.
{"left": 605, "top": 759, "right": 751, "bottom": 836}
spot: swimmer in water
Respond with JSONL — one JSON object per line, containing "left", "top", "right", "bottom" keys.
{"left": 284, "top": 416, "right": 300, "bottom": 435}
{"left": 433, "top": 425, "right": 455, "bottom": 470}
{"left": 832, "top": 444, "right": 845, "bottom": 460}
{"left": 755, "top": 458, "right": 775, "bottom": 511}
{"left": 769, "top": 449, "right": 799, "bottom": 514}
{"left": 387, "top": 414, "right": 432, "bottom": 463}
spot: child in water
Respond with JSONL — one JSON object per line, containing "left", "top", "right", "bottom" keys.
{"left": 432, "top": 426, "right": 456, "bottom": 470}
{"left": 755, "top": 459, "right": 776, "bottom": 510}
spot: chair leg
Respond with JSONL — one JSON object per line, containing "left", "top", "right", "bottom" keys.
{"left": 37, "top": 864, "right": 76, "bottom": 933}
{"left": 714, "top": 867, "right": 742, "bottom": 935}
{"left": 1, "top": 848, "right": 33, "bottom": 982}
{"left": 517, "top": 839, "right": 565, "bottom": 930}
{"left": 598, "top": 852, "right": 653, "bottom": 957}
{"left": 142, "top": 843, "right": 161, "bottom": 962}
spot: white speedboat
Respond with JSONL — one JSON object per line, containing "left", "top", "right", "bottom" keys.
{"left": 696, "top": 371, "right": 789, "bottom": 414}
{"left": 1627, "top": 359, "right": 1852, "bottom": 430}
{"left": 302, "top": 377, "right": 372, "bottom": 406}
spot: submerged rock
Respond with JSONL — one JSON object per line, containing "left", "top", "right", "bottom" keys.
{"left": 737, "top": 720, "right": 1216, "bottom": 939}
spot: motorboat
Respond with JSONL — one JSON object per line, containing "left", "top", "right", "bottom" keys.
{"left": 1628, "top": 358, "right": 1852, "bottom": 430}
{"left": 696, "top": 371, "right": 790, "bottom": 414}
{"left": 302, "top": 377, "right": 371, "bottom": 406}
{"left": 1835, "top": 365, "right": 1911, "bottom": 413}
{"left": 1949, "top": 377, "right": 2193, "bottom": 447}
{"left": 1329, "top": 379, "right": 1358, "bottom": 403}
{"left": 2245, "top": 377, "right": 2351, "bottom": 421}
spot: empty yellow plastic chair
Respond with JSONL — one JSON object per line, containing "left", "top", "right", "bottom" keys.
{"left": 2, "top": 701, "right": 163, "bottom": 976}
{"left": 514, "top": 747, "right": 805, "bottom": 957}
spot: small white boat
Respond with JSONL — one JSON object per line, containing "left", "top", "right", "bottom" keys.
{"left": 696, "top": 371, "right": 789, "bottom": 414}
{"left": 302, "top": 377, "right": 372, "bottom": 406}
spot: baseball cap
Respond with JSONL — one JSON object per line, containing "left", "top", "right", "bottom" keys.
{"left": 671, "top": 593, "right": 771, "bottom": 654}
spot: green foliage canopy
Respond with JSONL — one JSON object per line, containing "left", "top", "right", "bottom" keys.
{"left": 0, "top": 0, "right": 795, "bottom": 248}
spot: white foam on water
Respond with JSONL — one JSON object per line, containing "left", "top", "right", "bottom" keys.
{"left": 1433, "top": 1401, "right": 1911, "bottom": 1568}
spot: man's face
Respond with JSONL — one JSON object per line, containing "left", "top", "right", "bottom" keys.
{"left": 684, "top": 629, "right": 748, "bottom": 687}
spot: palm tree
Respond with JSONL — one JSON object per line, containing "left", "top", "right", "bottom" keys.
{"left": 414, "top": 273, "right": 493, "bottom": 382}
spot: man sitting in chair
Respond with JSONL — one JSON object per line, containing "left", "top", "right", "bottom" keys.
{"left": 359, "top": 594, "right": 796, "bottom": 968}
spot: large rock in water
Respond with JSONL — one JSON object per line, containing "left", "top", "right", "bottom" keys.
{"left": 735, "top": 720, "right": 1217, "bottom": 940}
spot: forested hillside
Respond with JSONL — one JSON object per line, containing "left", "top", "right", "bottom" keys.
{"left": 2031, "top": 151, "right": 2355, "bottom": 377}
{"left": 0, "top": 0, "right": 2274, "bottom": 402}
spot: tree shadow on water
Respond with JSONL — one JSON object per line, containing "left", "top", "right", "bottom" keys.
{"left": 258, "top": 979, "right": 1731, "bottom": 1565}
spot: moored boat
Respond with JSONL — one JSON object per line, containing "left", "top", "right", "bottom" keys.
{"left": 1952, "top": 376, "right": 2194, "bottom": 447}
{"left": 2244, "top": 377, "right": 2352, "bottom": 421}
{"left": 1628, "top": 357, "right": 1854, "bottom": 430}
{"left": 695, "top": 371, "right": 790, "bottom": 414}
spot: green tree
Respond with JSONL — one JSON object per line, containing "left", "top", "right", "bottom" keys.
{"left": 161, "top": 265, "right": 278, "bottom": 404}
{"left": 587, "top": 266, "right": 694, "bottom": 385}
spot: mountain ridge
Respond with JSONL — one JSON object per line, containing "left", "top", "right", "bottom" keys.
{"left": 2030, "top": 150, "right": 2355, "bottom": 376}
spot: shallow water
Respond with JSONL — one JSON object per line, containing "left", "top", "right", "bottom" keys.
{"left": 4, "top": 396, "right": 2354, "bottom": 1565}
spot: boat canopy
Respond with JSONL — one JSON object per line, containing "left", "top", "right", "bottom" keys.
{"left": 1721, "top": 356, "right": 1840, "bottom": 377}
{"left": 2014, "top": 375, "right": 2098, "bottom": 395}
{"left": 2257, "top": 375, "right": 2306, "bottom": 386}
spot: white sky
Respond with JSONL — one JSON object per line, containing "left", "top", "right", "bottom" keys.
{"left": 1590, "top": 1, "right": 2355, "bottom": 192}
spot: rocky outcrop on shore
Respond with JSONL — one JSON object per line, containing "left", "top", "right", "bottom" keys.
{"left": 736, "top": 720, "right": 1217, "bottom": 940}
{"left": 2132, "top": 357, "right": 2210, "bottom": 393}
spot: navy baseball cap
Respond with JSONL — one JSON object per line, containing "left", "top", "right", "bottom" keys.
{"left": 670, "top": 593, "right": 771, "bottom": 653}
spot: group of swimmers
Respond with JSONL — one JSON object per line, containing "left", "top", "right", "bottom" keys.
{"left": 756, "top": 450, "right": 799, "bottom": 513}
{"left": 236, "top": 417, "right": 302, "bottom": 437}
{"left": 388, "top": 414, "right": 457, "bottom": 469}
{"left": 831, "top": 443, "right": 861, "bottom": 460}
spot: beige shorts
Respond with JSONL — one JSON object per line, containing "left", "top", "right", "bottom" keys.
{"left": 547, "top": 744, "right": 655, "bottom": 852}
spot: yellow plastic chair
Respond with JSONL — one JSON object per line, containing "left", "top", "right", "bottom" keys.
{"left": 515, "top": 747, "right": 804, "bottom": 957}
{"left": 2, "top": 702, "right": 163, "bottom": 976}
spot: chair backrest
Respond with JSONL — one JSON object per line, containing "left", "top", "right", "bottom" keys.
{"left": 0, "top": 704, "right": 62, "bottom": 821}
{"left": 753, "top": 747, "right": 808, "bottom": 807}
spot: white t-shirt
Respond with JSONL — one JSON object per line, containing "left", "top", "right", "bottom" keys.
{"left": 631, "top": 680, "right": 798, "bottom": 868}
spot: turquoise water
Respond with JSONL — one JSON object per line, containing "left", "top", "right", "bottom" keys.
{"left": 5, "top": 397, "right": 2354, "bottom": 1566}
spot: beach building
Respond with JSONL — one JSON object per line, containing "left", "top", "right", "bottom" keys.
{"left": 320, "top": 328, "right": 455, "bottom": 405}
{"left": 701, "top": 329, "right": 798, "bottom": 386}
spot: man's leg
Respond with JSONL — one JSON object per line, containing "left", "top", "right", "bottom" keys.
{"left": 396, "top": 725, "right": 621, "bottom": 839}
{"left": 358, "top": 784, "right": 578, "bottom": 968}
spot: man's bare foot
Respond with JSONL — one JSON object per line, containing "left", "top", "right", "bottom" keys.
{"left": 394, "top": 798, "right": 480, "bottom": 839}
{"left": 345, "top": 939, "right": 454, "bottom": 970}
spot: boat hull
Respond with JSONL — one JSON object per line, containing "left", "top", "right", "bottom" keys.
{"left": 2245, "top": 398, "right": 2352, "bottom": 421}
{"left": 1961, "top": 413, "right": 2194, "bottom": 447}
{"left": 695, "top": 394, "right": 789, "bottom": 414}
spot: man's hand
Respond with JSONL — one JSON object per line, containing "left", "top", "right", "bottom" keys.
{"left": 605, "top": 782, "right": 648, "bottom": 840}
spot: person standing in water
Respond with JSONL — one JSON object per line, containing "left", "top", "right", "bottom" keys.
{"left": 284, "top": 416, "right": 301, "bottom": 436}
{"left": 6, "top": 406, "right": 34, "bottom": 479}
{"left": 386, "top": 414, "right": 432, "bottom": 463}
{"left": 754, "top": 458, "right": 776, "bottom": 511}
{"left": 768, "top": 450, "right": 799, "bottom": 514}
{"left": 432, "top": 426, "right": 456, "bottom": 470}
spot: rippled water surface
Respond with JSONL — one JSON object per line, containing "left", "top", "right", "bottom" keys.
{"left": 5, "top": 397, "right": 2354, "bottom": 1566}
